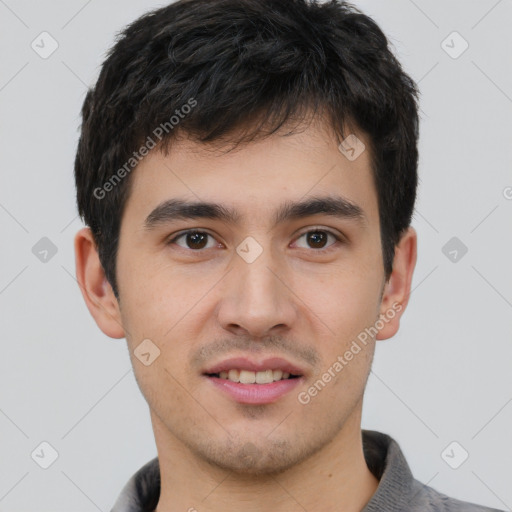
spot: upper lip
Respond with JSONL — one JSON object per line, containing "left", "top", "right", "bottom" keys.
{"left": 203, "top": 356, "right": 306, "bottom": 376}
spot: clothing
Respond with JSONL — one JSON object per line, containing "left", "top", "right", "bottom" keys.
{"left": 111, "top": 429, "right": 503, "bottom": 511}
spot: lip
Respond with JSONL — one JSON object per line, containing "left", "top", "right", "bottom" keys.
{"left": 205, "top": 374, "right": 305, "bottom": 404}
{"left": 202, "top": 356, "right": 306, "bottom": 376}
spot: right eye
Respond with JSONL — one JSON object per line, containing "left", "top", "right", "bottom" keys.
{"left": 167, "top": 230, "right": 221, "bottom": 251}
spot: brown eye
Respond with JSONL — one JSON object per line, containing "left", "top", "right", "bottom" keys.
{"left": 306, "top": 231, "right": 328, "bottom": 248}
{"left": 185, "top": 232, "right": 208, "bottom": 249}
{"left": 170, "top": 231, "right": 217, "bottom": 250}
{"left": 294, "top": 229, "right": 339, "bottom": 250}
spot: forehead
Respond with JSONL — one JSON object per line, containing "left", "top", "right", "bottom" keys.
{"left": 121, "top": 118, "right": 379, "bottom": 230}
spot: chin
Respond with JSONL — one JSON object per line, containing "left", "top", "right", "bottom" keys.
{"left": 196, "top": 436, "right": 320, "bottom": 477}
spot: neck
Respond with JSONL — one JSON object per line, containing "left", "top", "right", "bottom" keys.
{"left": 153, "top": 405, "right": 379, "bottom": 512}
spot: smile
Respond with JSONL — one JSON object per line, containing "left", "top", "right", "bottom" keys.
{"left": 207, "top": 369, "right": 300, "bottom": 384}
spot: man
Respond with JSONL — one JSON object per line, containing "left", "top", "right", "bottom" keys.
{"left": 73, "top": 0, "right": 503, "bottom": 510}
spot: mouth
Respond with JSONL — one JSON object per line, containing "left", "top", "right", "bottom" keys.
{"left": 204, "top": 369, "right": 301, "bottom": 384}
{"left": 202, "top": 356, "right": 306, "bottom": 404}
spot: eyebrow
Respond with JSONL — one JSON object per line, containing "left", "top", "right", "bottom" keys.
{"left": 144, "top": 195, "right": 367, "bottom": 231}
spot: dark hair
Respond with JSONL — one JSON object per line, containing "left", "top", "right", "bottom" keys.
{"left": 74, "top": 0, "right": 419, "bottom": 299}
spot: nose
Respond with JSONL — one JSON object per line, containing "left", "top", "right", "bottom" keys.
{"left": 216, "top": 247, "right": 298, "bottom": 339}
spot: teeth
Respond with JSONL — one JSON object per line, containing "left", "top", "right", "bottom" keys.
{"left": 239, "top": 370, "right": 256, "bottom": 384}
{"left": 228, "top": 369, "right": 239, "bottom": 382}
{"left": 215, "top": 369, "right": 294, "bottom": 384}
{"left": 255, "top": 369, "right": 273, "bottom": 384}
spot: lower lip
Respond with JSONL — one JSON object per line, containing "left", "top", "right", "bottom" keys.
{"left": 205, "top": 375, "right": 303, "bottom": 404}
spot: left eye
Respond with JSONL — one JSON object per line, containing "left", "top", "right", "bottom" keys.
{"left": 293, "top": 230, "right": 340, "bottom": 250}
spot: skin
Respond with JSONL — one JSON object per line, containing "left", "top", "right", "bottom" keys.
{"left": 75, "top": 115, "right": 417, "bottom": 512}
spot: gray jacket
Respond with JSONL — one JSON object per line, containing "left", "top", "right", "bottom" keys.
{"left": 111, "top": 429, "right": 504, "bottom": 511}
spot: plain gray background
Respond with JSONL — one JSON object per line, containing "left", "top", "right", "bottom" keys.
{"left": 1, "top": 0, "right": 511, "bottom": 510}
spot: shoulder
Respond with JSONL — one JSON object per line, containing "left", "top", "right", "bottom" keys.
{"left": 111, "top": 457, "right": 160, "bottom": 512}
{"left": 410, "top": 478, "right": 505, "bottom": 512}
{"left": 361, "top": 430, "right": 504, "bottom": 512}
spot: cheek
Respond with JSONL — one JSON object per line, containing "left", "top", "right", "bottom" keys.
{"left": 297, "top": 341, "right": 374, "bottom": 422}
{"left": 118, "top": 252, "right": 207, "bottom": 339}
{"left": 312, "top": 265, "right": 380, "bottom": 399}
{"left": 131, "top": 358, "right": 198, "bottom": 429}
{"left": 296, "top": 262, "right": 382, "bottom": 340}
{"left": 117, "top": 259, "right": 215, "bottom": 397}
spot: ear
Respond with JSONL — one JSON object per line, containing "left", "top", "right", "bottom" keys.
{"left": 376, "top": 226, "right": 417, "bottom": 341}
{"left": 74, "top": 227, "right": 125, "bottom": 339}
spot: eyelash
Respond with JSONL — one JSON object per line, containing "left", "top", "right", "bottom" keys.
{"left": 167, "top": 228, "right": 344, "bottom": 253}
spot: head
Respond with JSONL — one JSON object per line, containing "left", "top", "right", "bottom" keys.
{"left": 74, "top": 0, "right": 418, "bottom": 475}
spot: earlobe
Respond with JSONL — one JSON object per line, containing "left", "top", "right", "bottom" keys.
{"left": 74, "top": 227, "right": 125, "bottom": 339}
{"left": 376, "top": 226, "right": 417, "bottom": 341}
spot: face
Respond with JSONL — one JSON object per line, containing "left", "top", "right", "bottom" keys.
{"left": 87, "top": 117, "right": 410, "bottom": 475}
